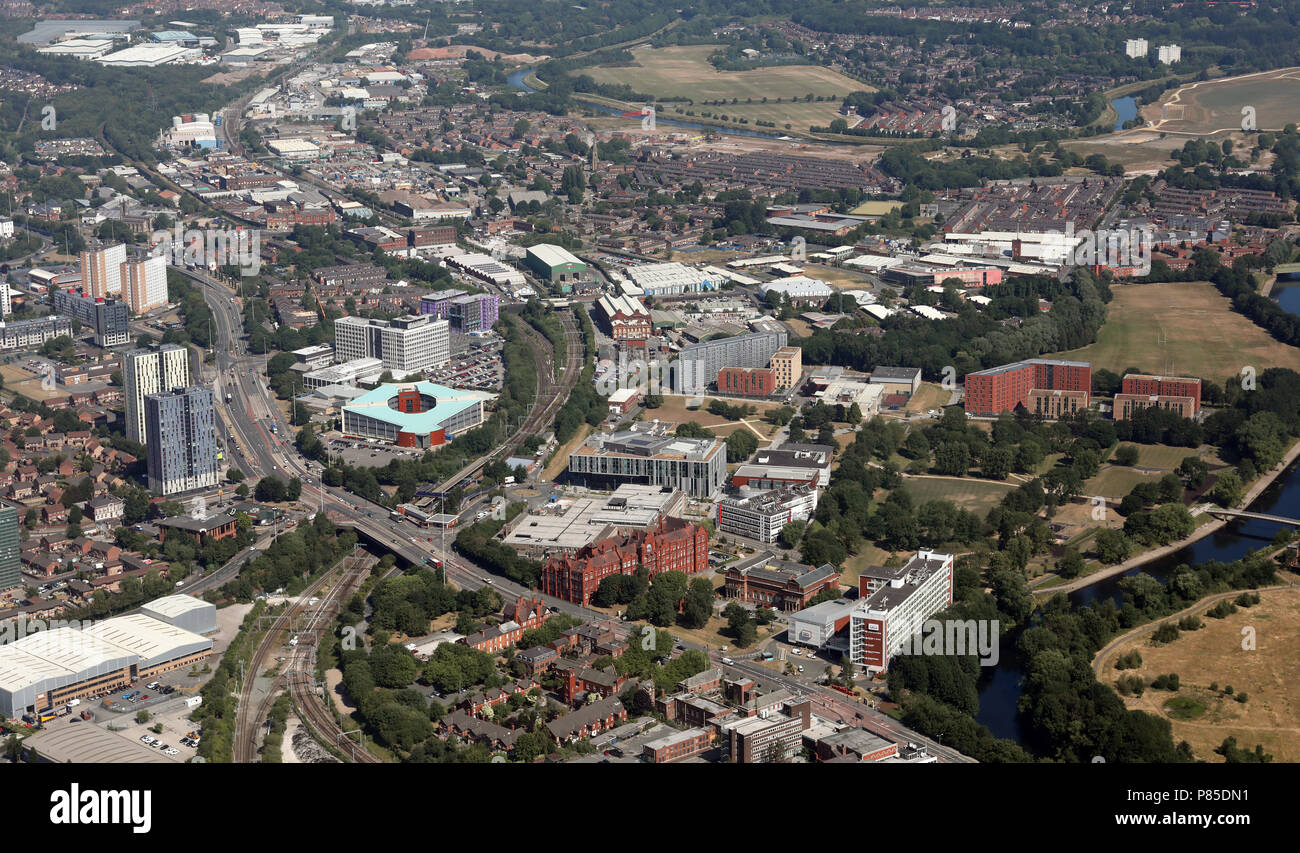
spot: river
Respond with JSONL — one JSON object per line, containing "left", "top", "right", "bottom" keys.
{"left": 1109, "top": 95, "right": 1138, "bottom": 133}
{"left": 1272, "top": 279, "right": 1300, "bottom": 315}
{"left": 975, "top": 456, "right": 1300, "bottom": 742}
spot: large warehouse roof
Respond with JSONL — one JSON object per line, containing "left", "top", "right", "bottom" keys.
{"left": 0, "top": 627, "right": 138, "bottom": 714}
{"left": 0, "top": 645, "right": 79, "bottom": 695}
{"left": 82, "top": 614, "right": 212, "bottom": 669}
{"left": 526, "top": 244, "right": 585, "bottom": 269}
{"left": 23, "top": 723, "right": 174, "bottom": 763}
{"left": 139, "top": 594, "right": 217, "bottom": 631}
{"left": 4, "top": 627, "right": 136, "bottom": 676}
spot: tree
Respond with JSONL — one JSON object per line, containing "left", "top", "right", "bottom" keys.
{"left": 680, "top": 577, "right": 714, "bottom": 629}
{"left": 1058, "top": 548, "right": 1085, "bottom": 579}
{"left": 1212, "top": 470, "right": 1243, "bottom": 508}
{"left": 725, "top": 429, "right": 759, "bottom": 463}
{"left": 778, "top": 520, "right": 806, "bottom": 549}
{"left": 1114, "top": 445, "right": 1140, "bottom": 467}
{"left": 934, "top": 441, "right": 970, "bottom": 476}
{"left": 1094, "top": 528, "right": 1130, "bottom": 565}
{"left": 255, "top": 477, "right": 287, "bottom": 503}
{"left": 514, "top": 731, "right": 548, "bottom": 762}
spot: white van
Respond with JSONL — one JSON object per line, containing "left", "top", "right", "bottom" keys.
{"left": 721, "top": 657, "right": 735, "bottom": 666}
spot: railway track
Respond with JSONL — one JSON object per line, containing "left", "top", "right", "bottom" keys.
{"left": 284, "top": 557, "right": 384, "bottom": 763}
{"left": 232, "top": 553, "right": 373, "bottom": 763}
{"left": 431, "top": 307, "right": 586, "bottom": 493}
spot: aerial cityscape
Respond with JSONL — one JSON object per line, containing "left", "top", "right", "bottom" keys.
{"left": 0, "top": 0, "right": 1297, "bottom": 798}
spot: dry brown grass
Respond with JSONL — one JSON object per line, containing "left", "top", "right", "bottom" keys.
{"left": 1053, "top": 281, "right": 1300, "bottom": 376}
{"left": 1111, "top": 586, "right": 1300, "bottom": 762}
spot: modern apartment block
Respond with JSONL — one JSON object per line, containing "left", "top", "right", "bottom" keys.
{"left": 769, "top": 346, "right": 802, "bottom": 391}
{"left": 51, "top": 288, "right": 130, "bottom": 347}
{"left": 0, "top": 505, "right": 19, "bottom": 591}
{"left": 849, "top": 551, "right": 954, "bottom": 672}
{"left": 567, "top": 430, "right": 727, "bottom": 497}
{"left": 334, "top": 314, "right": 450, "bottom": 374}
{"left": 1115, "top": 373, "right": 1201, "bottom": 420}
{"left": 418, "top": 289, "right": 468, "bottom": 319}
{"left": 1124, "top": 37, "right": 1149, "bottom": 58}
{"left": 963, "top": 358, "right": 1091, "bottom": 418}
{"left": 79, "top": 243, "right": 127, "bottom": 298}
{"left": 121, "top": 255, "right": 169, "bottom": 313}
{"left": 0, "top": 316, "right": 74, "bottom": 352}
{"left": 717, "top": 366, "right": 777, "bottom": 397}
{"left": 448, "top": 293, "right": 499, "bottom": 333}
{"left": 123, "top": 343, "right": 191, "bottom": 442}
{"left": 1157, "top": 43, "right": 1181, "bottom": 64}
{"left": 716, "top": 485, "right": 819, "bottom": 544}
{"left": 144, "top": 386, "right": 219, "bottom": 496}
{"left": 673, "top": 330, "right": 788, "bottom": 394}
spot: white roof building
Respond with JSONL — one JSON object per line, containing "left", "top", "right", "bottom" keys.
{"left": 843, "top": 254, "right": 906, "bottom": 272}
{"left": 139, "top": 594, "right": 218, "bottom": 634}
{"left": 626, "top": 262, "right": 718, "bottom": 295}
{"left": 0, "top": 612, "right": 212, "bottom": 717}
{"left": 97, "top": 43, "right": 200, "bottom": 66}
{"left": 758, "top": 276, "right": 834, "bottom": 301}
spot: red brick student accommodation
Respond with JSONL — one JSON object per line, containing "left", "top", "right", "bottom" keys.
{"left": 540, "top": 517, "right": 708, "bottom": 605}
{"left": 963, "top": 358, "right": 1092, "bottom": 418}
{"left": 1115, "top": 373, "right": 1202, "bottom": 420}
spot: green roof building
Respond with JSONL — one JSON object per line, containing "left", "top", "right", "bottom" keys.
{"left": 524, "top": 244, "right": 587, "bottom": 285}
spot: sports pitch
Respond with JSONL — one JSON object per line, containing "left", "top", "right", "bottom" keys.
{"left": 1051, "top": 281, "right": 1300, "bottom": 378}
{"left": 578, "top": 45, "right": 869, "bottom": 130}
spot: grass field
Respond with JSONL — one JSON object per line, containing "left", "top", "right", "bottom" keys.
{"left": 1058, "top": 139, "right": 1178, "bottom": 175}
{"left": 842, "top": 543, "right": 894, "bottom": 588}
{"left": 1085, "top": 444, "right": 1221, "bottom": 498}
{"left": 897, "top": 475, "right": 1017, "bottom": 519}
{"left": 1085, "top": 466, "right": 1168, "bottom": 499}
{"left": 904, "top": 383, "right": 951, "bottom": 416}
{"left": 803, "top": 263, "right": 877, "bottom": 291}
{"left": 650, "top": 395, "right": 782, "bottom": 440}
{"left": 1051, "top": 281, "right": 1300, "bottom": 377}
{"left": 1148, "top": 66, "right": 1300, "bottom": 135}
{"left": 0, "top": 364, "right": 64, "bottom": 402}
{"left": 581, "top": 45, "right": 869, "bottom": 131}
{"left": 1112, "top": 587, "right": 1300, "bottom": 763}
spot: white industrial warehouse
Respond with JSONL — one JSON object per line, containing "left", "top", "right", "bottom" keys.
{"left": 0, "top": 595, "right": 215, "bottom": 719}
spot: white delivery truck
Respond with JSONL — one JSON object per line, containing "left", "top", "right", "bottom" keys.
{"left": 184, "top": 696, "right": 203, "bottom": 709}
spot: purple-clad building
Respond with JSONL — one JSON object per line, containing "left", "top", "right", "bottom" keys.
{"left": 449, "top": 293, "right": 499, "bottom": 333}
{"left": 419, "top": 289, "right": 468, "bottom": 319}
